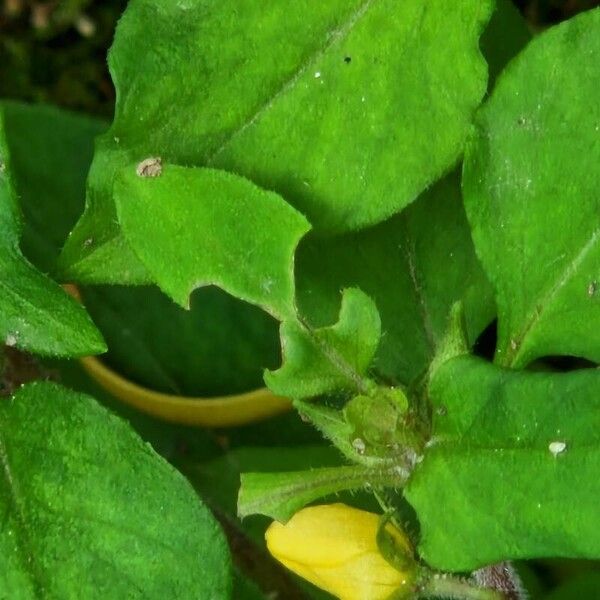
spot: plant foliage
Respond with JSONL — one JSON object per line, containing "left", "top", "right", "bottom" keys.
{"left": 1, "top": 1, "right": 599, "bottom": 598}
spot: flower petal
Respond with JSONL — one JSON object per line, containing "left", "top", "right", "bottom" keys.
{"left": 266, "top": 503, "right": 413, "bottom": 600}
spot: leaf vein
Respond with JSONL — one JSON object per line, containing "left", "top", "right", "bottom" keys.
{"left": 206, "top": 0, "right": 377, "bottom": 165}
{"left": 506, "top": 227, "right": 600, "bottom": 365}
{"left": 402, "top": 223, "right": 436, "bottom": 353}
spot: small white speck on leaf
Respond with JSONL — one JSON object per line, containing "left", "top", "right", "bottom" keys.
{"left": 352, "top": 438, "right": 366, "bottom": 455}
{"left": 314, "top": 71, "right": 321, "bottom": 79}
{"left": 136, "top": 157, "right": 162, "bottom": 177}
{"left": 5, "top": 333, "right": 17, "bottom": 347}
{"left": 510, "top": 339, "right": 518, "bottom": 351}
{"left": 548, "top": 441, "right": 567, "bottom": 457}
{"left": 588, "top": 281, "right": 597, "bottom": 297}
{"left": 0, "top": 161, "right": 5, "bottom": 173}
{"left": 83, "top": 238, "right": 93, "bottom": 247}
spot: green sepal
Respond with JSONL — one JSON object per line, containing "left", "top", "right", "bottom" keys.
{"left": 376, "top": 514, "right": 416, "bottom": 574}
{"left": 238, "top": 465, "right": 408, "bottom": 522}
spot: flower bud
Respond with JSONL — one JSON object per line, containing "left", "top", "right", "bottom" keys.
{"left": 265, "top": 503, "right": 415, "bottom": 600}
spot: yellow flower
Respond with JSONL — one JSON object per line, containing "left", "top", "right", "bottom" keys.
{"left": 265, "top": 503, "right": 415, "bottom": 600}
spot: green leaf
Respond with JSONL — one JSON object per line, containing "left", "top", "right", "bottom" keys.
{"left": 60, "top": 0, "right": 492, "bottom": 281}
{"left": 0, "top": 382, "right": 231, "bottom": 598}
{"left": 295, "top": 172, "right": 494, "bottom": 385}
{"left": 0, "top": 108, "right": 105, "bottom": 357}
{"left": 427, "top": 301, "right": 470, "bottom": 377}
{"left": 265, "top": 288, "right": 380, "bottom": 400}
{"left": 404, "top": 355, "right": 600, "bottom": 571}
{"left": 480, "top": 0, "right": 531, "bottom": 87}
{"left": 115, "top": 164, "right": 309, "bottom": 319}
{"left": 80, "top": 284, "right": 280, "bottom": 396}
{"left": 1, "top": 102, "right": 106, "bottom": 272}
{"left": 292, "top": 402, "right": 357, "bottom": 463}
{"left": 239, "top": 464, "right": 404, "bottom": 522}
{"left": 463, "top": 9, "right": 600, "bottom": 368}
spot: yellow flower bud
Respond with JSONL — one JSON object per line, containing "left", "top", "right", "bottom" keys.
{"left": 265, "top": 503, "right": 415, "bottom": 600}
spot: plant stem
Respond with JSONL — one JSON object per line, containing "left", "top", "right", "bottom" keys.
{"left": 419, "top": 573, "right": 505, "bottom": 600}
{"left": 372, "top": 487, "right": 404, "bottom": 532}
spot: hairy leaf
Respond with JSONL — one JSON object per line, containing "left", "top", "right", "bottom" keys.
{"left": 0, "top": 382, "right": 231, "bottom": 598}
{"left": 1, "top": 102, "right": 106, "bottom": 272}
{"left": 265, "top": 288, "right": 380, "bottom": 400}
{"left": 296, "top": 173, "right": 494, "bottom": 385}
{"left": 463, "top": 9, "right": 600, "bottom": 368}
{"left": 60, "top": 0, "right": 492, "bottom": 281}
{"left": 115, "top": 164, "right": 310, "bottom": 320}
{"left": 239, "top": 465, "right": 402, "bottom": 522}
{"left": 0, "top": 107, "right": 105, "bottom": 357}
{"left": 405, "top": 355, "right": 600, "bottom": 571}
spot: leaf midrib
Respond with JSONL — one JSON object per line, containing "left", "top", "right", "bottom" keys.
{"left": 296, "top": 314, "right": 373, "bottom": 395}
{"left": 241, "top": 465, "right": 385, "bottom": 517}
{"left": 206, "top": 0, "right": 377, "bottom": 165}
{"left": 401, "top": 221, "right": 436, "bottom": 356}
{"left": 502, "top": 226, "right": 600, "bottom": 366}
